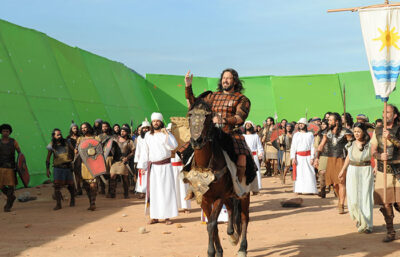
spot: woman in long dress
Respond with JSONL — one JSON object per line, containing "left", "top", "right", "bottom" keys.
{"left": 338, "top": 122, "right": 374, "bottom": 233}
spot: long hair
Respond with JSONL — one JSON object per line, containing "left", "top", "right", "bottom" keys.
{"left": 69, "top": 124, "right": 80, "bottom": 137}
{"left": 353, "top": 122, "right": 370, "bottom": 151}
{"left": 388, "top": 104, "right": 400, "bottom": 125}
{"left": 318, "top": 119, "right": 329, "bottom": 137}
{"left": 330, "top": 112, "right": 342, "bottom": 137}
{"left": 102, "top": 121, "right": 112, "bottom": 135}
{"left": 266, "top": 117, "right": 275, "bottom": 126}
{"left": 342, "top": 112, "right": 354, "bottom": 127}
{"left": 217, "top": 68, "right": 244, "bottom": 93}
{"left": 51, "top": 128, "right": 66, "bottom": 147}
{"left": 150, "top": 121, "right": 165, "bottom": 135}
{"left": 113, "top": 124, "right": 121, "bottom": 135}
{"left": 81, "top": 122, "right": 94, "bottom": 135}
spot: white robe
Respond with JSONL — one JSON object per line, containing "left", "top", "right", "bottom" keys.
{"left": 134, "top": 136, "right": 147, "bottom": 193}
{"left": 244, "top": 133, "right": 264, "bottom": 190}
{"left": 137, "top": 132, "right": 179, "bottom": 219}
{"left": 171, "top": 155, "right": 191, "bottom": 210}
{"left": 290, "top": 132, "right": 318, "bottom": 194}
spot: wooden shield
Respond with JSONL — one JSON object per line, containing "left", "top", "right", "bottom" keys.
{"left": 307, "top": 123, "right": 320, "bottom": 135}
{"left": 103, "top": 138, "right": 113, "bottom": 159}
{"left": 17, "top": 153, "right": 30, "bottom": 188}
{"left": 78, "top": 138, "right": 106, "bottom": 177}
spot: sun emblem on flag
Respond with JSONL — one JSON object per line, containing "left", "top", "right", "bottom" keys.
{"left": 373, "top": 25, "right": 400, "bottom": 52}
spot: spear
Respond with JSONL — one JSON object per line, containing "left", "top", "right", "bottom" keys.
{"left": 343, "top": 83, "right": 347, "bottom": 127}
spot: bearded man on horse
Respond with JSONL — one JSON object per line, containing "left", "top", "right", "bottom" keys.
{"left": 180, "top": 69, "right": 256, "bottom": 191}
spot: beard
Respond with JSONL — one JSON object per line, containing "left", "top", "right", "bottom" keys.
{"left": 140, "top": 130, "right": 147, "bottom": 138}
{"left": 153, "top": 124, "right": 161, "bottom": 131}
{"left": 329, "top": 123, "right": 336, "bottom": 130}
{"left": 245, "top": 127, "right": 254, "bottom": 134}
{"left": 223, "top": 83, "right": 234, "bottom": 92}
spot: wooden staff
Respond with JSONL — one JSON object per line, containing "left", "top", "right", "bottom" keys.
{"left": 383, "top": 101, "right": 388, "bottom": 204}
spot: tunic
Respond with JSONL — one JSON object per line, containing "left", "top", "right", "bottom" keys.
{"left": 244, "top": 133, "right": 264, "bottom": 190}
{"left": 138, "top": 132, "right": 179, "bottom": 219}
{"left": 345, "top": 141, "right": 374, "bottom": 232}
{"left": 279, "top": 133, "right": 293, "bottom": 167}
{"left": 110, "top": 137, "right": 135, "bottom": 176}
{"left": 134, "top": 136, "right": 147, "bottom": 193}
{"left": 290, "top": 132, "right": 318, "bottom": 194}
{"left": 171, "top": 155, "right": 191, "bottom": 209}
{"left": 324, "top": 129, "right": 349, "bottom": 185}
{"left": 46, "top": 141, "right": 74, "bottom": 185}
{"left": 0, "top": 138, "right": 18, "bottom": 187}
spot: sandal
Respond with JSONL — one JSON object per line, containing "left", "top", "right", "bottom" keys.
{"left": 148, "top": 219, "right": 159, "bottom": 225}
{"left": 165, "top": 219, "right": 173, "bottom": 225}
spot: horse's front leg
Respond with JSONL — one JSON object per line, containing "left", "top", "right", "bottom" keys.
{"left": 211, "top": 200, "right": 224, "bottom": 257}
{"left": 224, "top": 198, "right": 234, "bottom": 236}
{"left": 202, "top": 198, "right": 223, "bottom": 257}
{"left": 238, "top": 194, "right": 250, "bottom": 257}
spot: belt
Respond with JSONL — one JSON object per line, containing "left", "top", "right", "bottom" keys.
{"left": 296, "top": 150, "right": 311, "bottom": 156}
{"left": 349, "top": 160, "right": 371, "bottom": 167}
{"left": 151, "top": 158, "right": 171, "bottom": 166}
{"left": 252, "top": 151, "right": 257, "bottom": 156}
{"left": 172, "top": 161, "right": 183, "bottom": 166}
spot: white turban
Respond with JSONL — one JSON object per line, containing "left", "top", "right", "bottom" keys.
{"left": 151, "top": 112, "right": 163, "bottom": 122}
{"left": 244, "top": 120, "right": 255, "bottom": 128}
{"left": 297, "top": 118, "right": 308, "bottom": 125}
{"left": 142, "top": 119, "right": 150, "bottom": 127}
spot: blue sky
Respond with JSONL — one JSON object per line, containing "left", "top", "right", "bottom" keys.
{"left": 0, "top": 0, "right": 380, "bottom": 77}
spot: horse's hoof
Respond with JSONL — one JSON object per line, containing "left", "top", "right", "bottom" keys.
{"left": 237, "top": 251, "right": 247, "bottom": 257}
{"left": 228, "top": 234, "right": 239, "bottom": 246}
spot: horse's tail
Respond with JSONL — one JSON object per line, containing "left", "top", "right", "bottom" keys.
{"left": 230, "top": 198, "right": 242, "bottom": 245}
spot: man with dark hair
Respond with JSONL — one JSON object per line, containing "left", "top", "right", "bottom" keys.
{"left": 371, "top": 104, "right": 400, "bottom": 242}
{"left": 342, "top": 113, "right": 354, "bottom": 129}
{"left": 137, "top": 112, "right": 178, "bottom": 225}
{"left": 67, "top": 123, "right": 82, "bottom": 195}
{"left": 315, "top": 112, "right": 351, "bottom": 214}
{"left": 375, "top": 118, "right": 384, "bottom": 128}
{"left": 183, "top": 69, "right": 255, "bottom": 184}
{"left": 113, "top": 124, "right": 121, "bottom": 136}
{"left": 0, "top": 124, "right": 21, "bottom": 212}
{"left": 75, "top": 122, "right": 98, "bottom": 211}
{"left": 243, "top": 121, "right": 264, "bottom": 194}
{"left": 290, "top": 118, "right": 318, "bottom": 194}
{"left": 109, "top": 126, "right": 135, "bottom": 199}
{"left": 98, "top": 121, "right": 113, "bottom": 196}
{"left": 93, "top": 119, "right": 103, "bottom": 136}
{"left": 134, "top": 119, "right": 151, "bottom": 198}
{"left": 46, "top": 129, "right": 75, "bottom": 210}
{"left": 262, "top": 117, "right": 278, "bottom": 176}
{"left": 280, "top": 123, "right": 294, "bottom": 184}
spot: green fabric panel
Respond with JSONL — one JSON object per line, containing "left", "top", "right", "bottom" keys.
{"left": 78, "top": 49, "right": 128, "bottom": 121}
{"left": 338, "top": 71, "right": 400, "bottom": 122}
{"left": 128, "top": 72, "right": 160, "bottom": 119}
{"left": 47, "top": 37, "right": 106, "bottom": 109}
{"left": 207, "top": 78, "right": 219, "bottom": 91}
{"left": 271, "top": 74, "right": 343, "bottom": 122}
{"left": 0, "top": 20, "right": 71, "bottom": 99}
{"left": 0, "top": 32, "right": 24, "bottom": 95}
{"left": 241, "top": 76, "right": 276, "bottom": 125}
{"left": 145, "top": 74, "right": 188, "bottom": 120}
{"left": 0, "top": 93, "right": 47, "bottom": 185}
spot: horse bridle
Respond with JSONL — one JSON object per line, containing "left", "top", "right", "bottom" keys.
{"left": 188, "top": 108, "right": 213, "bottom": 150}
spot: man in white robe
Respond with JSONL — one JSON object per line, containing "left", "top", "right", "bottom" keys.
{"left": 138, "top": 113, "right": 179, "bottom": 225}
{"left": 166, "top": 123, "right": 191, "bottom": 213}
{"left": 290, "top": 118, "right": 318, "bottom": 194}
{"left": 243, "top": 121, "right": 264, "bottom": 194}
{"left": 134, "top": 119, "right": 150, "bottom": 198}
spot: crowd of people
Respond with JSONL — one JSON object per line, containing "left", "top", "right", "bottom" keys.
{"left": 1, "top": 68, "right": 399, "bottom": 244}
{"left": 244, "top": 109, "right": 399, "bottom": 242}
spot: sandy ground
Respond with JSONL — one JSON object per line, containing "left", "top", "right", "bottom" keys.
{"left": 1, "top": 171, "right": 400, "bottom": 257}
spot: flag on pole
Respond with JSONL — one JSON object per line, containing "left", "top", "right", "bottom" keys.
{"left": 359, "top": 7, "right": 400, "bottom": 101}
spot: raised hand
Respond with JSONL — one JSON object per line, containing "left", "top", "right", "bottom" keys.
{"left": 185, "top": 70, "right": 193, "bottom": 87}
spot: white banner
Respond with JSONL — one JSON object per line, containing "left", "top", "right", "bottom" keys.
{"left": 360, "top": 7, "right": 400, "bottom": 101}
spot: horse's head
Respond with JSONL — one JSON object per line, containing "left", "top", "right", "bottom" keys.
{"left": 188, "top": 100, "right": 213, "bottom": 150}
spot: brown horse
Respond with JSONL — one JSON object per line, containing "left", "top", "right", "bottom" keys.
{"left": 187, "top": 99, "right": 250, "bottom": 257}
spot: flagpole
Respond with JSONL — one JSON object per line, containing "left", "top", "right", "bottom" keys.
{"left": 383, "top": 101, "right": 388, "bottom": 204}
{"left": 343, "top": 83, "right": 347, "bottom": 127}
